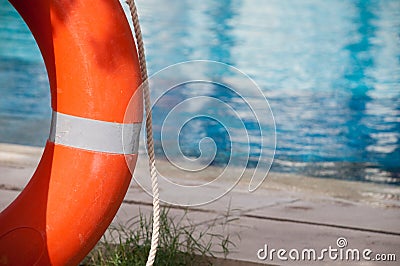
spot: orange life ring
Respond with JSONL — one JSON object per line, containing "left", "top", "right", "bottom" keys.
{"left": 0, "top": 0, "right": 142, "bottom": 265}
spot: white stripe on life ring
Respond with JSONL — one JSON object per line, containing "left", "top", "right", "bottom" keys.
{"left": 49, "top": 111, "right": 141, "bottom": 154}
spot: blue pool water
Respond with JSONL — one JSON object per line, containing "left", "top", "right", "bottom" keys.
{"left": 0, "top": 0, "right": 399, "bottom": 185}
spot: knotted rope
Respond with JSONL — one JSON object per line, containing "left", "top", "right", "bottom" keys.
{"left": 126, "top": 0, "right": 160, "bottom": 265}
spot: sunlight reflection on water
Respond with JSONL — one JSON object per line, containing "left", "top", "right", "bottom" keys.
{"left": 0, "top": 0, "right": 399, "bottom": 184}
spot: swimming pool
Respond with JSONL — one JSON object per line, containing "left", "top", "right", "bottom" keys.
{"left": 0, "top": 0, "right": 399, "bottom": 185}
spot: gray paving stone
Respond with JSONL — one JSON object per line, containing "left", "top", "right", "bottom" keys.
{"left": 1, "top": 143, "right": 399, "bottom": 265}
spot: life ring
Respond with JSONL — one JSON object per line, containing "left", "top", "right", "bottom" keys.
{"left": 0, "top": 0, "right": 142, "bottom": 265}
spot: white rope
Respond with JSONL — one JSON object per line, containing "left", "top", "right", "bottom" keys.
{"left": 125, "top": 0, "right": 160, "bottom": 265}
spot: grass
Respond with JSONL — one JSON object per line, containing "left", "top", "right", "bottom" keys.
{"left": 82, "top": 207, "right": 239, "bottom": 266}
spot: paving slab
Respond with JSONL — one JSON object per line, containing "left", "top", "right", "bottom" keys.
{"left": 1, "top": 143, "right": 399, "bottom": 265}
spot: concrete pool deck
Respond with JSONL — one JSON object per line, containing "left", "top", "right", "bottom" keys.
{"left": 0, "top": 143, "right": 399, "bottom": 265}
